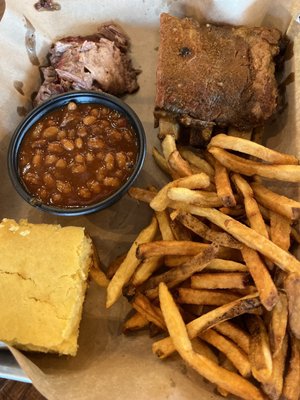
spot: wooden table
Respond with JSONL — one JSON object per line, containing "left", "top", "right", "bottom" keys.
{"left": 0, "top": 379, "right": 46, "bottom": 400}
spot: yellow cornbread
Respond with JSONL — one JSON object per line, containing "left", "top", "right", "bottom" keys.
{"left": 0, "top": 218, "right": 93, "bottom": 356}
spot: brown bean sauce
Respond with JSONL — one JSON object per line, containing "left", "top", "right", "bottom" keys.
{"left": 18, "top": 102, "right": 138, "bottom": 207}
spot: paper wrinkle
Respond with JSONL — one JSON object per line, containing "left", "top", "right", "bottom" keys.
{"left": 0, "top": 0, "right": 299, "bottom": 399}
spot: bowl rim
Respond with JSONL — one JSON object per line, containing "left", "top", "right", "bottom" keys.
{"left": 7, "top": 91, "right": 146, "bottom": 216}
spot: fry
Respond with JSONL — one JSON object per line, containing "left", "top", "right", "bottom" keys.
{"left": 136, "top": 240, "right": 209, "bottom": 259}
{"left": 227, "top": 127, "right": 252, "bottom": 140}
{"left": 191, "top": 272, "right": 250, "bottom": 290}
{"left": 241, "top": 245, "right": 278, "bottom": 311}
{"left": 164, "top": 254, "right": 193, "bottom": 267}
{"left": 269, "top": 291, "right": 288, "bottom": 356}
{"left": 158, "top": 283, "right": 264, "bottom": 400}
{"left": 284, "top": 273, "right": 300, "bottom": 339}
{"left": 152, "top": 146, "right": 172, "bottom": 176}
{"left": 171, "top": 204, "right": 300, "bottom": 274}
{"left": 155, "top": 210, "right": 175, "bottom": 241}
{"left": 262, "top": 334, "right": 287, "bottom": 400}
{"left": 200, "top": 329, "right": 251, "bottom": 377}
{"left": 270, "top": 211, "right": 291, "bottom": 251}
{"left": 209, "top": 146, "right": 300, "bottom": 182}
{"left": 168, "top": 150, "right": 193, "bottom": 177}
{"left": 219, "top": 206, "right": 245, "bottom": 217}
{"left": 167, "top": 187, "right": 223, "bottom": 207}
{"left": 232, "top": 174, "right": 268, "bottom": 238}
{"left": 176, "top": 212, "right": 242, "bottom": 249}
{"left": 128, "top": 187, "right": 156, "bottom": 203}
{"left": 162, "top": 133, "right": 177, "bottom": 160}
{"left": 123, "top": 312, "right": 149, "bottom": 333}
{"left": 209, "top": 133, "right": 298, "bottom": 165}
{"left": 177, "top": 288, "right": 239, "bottom": 306}
{"left": 169, "top": 218, "right": 192, "bottom": 241}
{"left": 178, "top": 147, "right": 215, "bottom": 178}
{"left": 247, "top": 315, "right": 273, "bottom": 383}
{"left": 150, "top": 173, "right": 210, "bottom": 212}
{"left": 281, "top": 335, "right": 300, "bottom": 400}
{"left": 132, "top": 256, "right": 163, "bottom": 286}
{"left": 214, "top": 321, "right": 250, "bottom": 354}
{"left": 131, "top": 293, "right": 166, "bottom": 330}
{"left": 205, "top": 259, "right": 248, "bottom": 272}
{"left": 214, "top": 160, "right": 236, "bottom": 207}
{"left": 251, "top": 182, "right": 300, "bottom": 220}
{"left": 106, "top": 216, "right": 158, "bottom": 308}
{"left": 217, "top": 358, "right": 236, "bottom": 397}
{"left": 89, "top": 245, "right": 110, "bottom": 287}
{"left": 291, "top": 226, "right": 300, "bottom": 244}
{"left": 106, "top": 253, "right": 127, "bottom": 279}
{"left": 152, "top": 293, "right": 260, "bottom": 359}
{"left": 191, "top": 338, "right": 219, "bottom": 363}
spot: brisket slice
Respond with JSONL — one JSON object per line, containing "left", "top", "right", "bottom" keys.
{"left": 155, "top": 13, "right": 283, "bottom": 131}
{"left": 34, "top": 23, "right": 139, "bottom": 106}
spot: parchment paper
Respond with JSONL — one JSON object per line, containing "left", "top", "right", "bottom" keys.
{"left": 0, "top": 0, "right": 299, "bottom": 399}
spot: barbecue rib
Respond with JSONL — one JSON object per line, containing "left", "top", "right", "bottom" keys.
{"left": 34, "top": 23, "right": 139, "bottom": 105}
{"left": 155, "top": 13, "right": 283, "bottom": 132}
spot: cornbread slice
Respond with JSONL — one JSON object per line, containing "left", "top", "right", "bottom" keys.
{"left": 0, "top": 218, "right": 93, "bottom": 356}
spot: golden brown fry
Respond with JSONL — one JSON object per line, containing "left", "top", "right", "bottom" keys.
{"left": 169, "top": 219, "right": 192, "bottom": 241}
{"left": 164, "top": 254, "right": 193, "bottom": 267}
{"left": 241, "top": 245, "right": 278, "bottom": 311}
{"left": 152, "top": 146, "right": 173, "bottom": 177}
{"left": 251, "top": 182, "right": 300, "bottom": 220}
{"left": 177, "top": 288, "right": 239, "bottom": 306}
{"left": 168, "top": 150, "right": 193, "bottom": 177}
{"left": 269, "top": 291, "right": 288, "bottom": 356}
{"left": 176, "top": 211, "right": 242, "bottom": 249}
{"left": 158, "top": 283, "right": 264, "bottom": 400}
{"left": 178, "top": 147, "right": 215, "bottom": 178}
{"left": 131, "top": 256, "right": 164, "bottom": 286}
{"left": 214, "top": 159, "right": 237, "bottom": 208}
{"left": 291, "top": 226, "right": 300, "bottom": 244}
{"left": 262, "top": 334, "right": 287, "bottom": 400}
{"left": 209, "top": 134, "right": 299, "bottom": 165}
{"left": 167, "top": 187, "right": 223, "bottom": 207}
{"left": 171, "top": 204, "right": 300, "bottom": 274}
{"left": 219, "top": 206, "right": 245, "bottom": 217}
{"left": 90, "top": 265, "right": 109, "bottom": 288}
{"left": 217, "top": 357, "right": 236, "bottom": 397}
{"left": 106, "top": 253, "right": 127, "bottom": 279}
{"left": 214, "top": 321, "right": 250, "bottom": 354}
{"left": 247, "top": 315, "right": 273, "bottom": 383}
{"left": 150, "top": 173, "right": 210, "bottom": 212}
{"left": 191, "top": 338, "right": 219, "bottom": 363}
{"left": 106, "top": 216, "right": 158, "bottom": 308}
{"left": 191, "top": 272, "right": 250, "bottom": 290}
{"left": 122, "top": 312, "right": 149, "bottom": 333}
{"left": 270, "top": 211, "right": 291, "bottom": 251}
{"left": 131, "top": 293, "right": 166, "bottom": 330}
{"left": 200, "top": 329, "right": 251, "bottom": 377}
{"left": 162, "top": 133, "right": 177, "bottom": 160}
{"left": 205, "top": 259, "right": 248, "bottom": 272}
{"left": 136, "top": 240, "right": 209, "bottom": 259}
{"left": 128, "top": 187, "right": 156, "bottom": 203}
{"left": 281, "top": 335, "right": 300, "bottom": 400}
{"left": 152, "top": 292, "right": 260, "bottom": 359}
{"left": 232, "top": 173, "right": 268, "bottom": 238}
{"left": 155, "top": 210, "right": 175, "bottom": 241}
{"left": 227, "top": 127, "right": 252, "bottom": 140}
{"left": 209, "top": 146, "right": 300, "bottom": 182}
{"left": 284, "top": 273, "right": 300, "bottom": 339}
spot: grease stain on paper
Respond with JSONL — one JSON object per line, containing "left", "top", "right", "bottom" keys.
{"left": 13, "top": 81, "right": 25, "bottom": 96}
{"left": 24, "top": 16, "right": 40, "bottom": 66}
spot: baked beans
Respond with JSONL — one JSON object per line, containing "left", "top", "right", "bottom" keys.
{"left": 18, "top": 102, "right": 138, "bottom": 207}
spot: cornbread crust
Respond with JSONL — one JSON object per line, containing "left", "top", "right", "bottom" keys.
{"left": 0, "top": 218, "right": 93, "bottom": 356}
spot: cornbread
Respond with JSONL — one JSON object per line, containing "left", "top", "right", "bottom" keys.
{"left": 0, "top": 218, "right": 93, "bottom": 356}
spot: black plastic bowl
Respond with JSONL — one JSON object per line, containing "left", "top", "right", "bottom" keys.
{"left": 8, "top": 91, "right": 146, "bottom": 216}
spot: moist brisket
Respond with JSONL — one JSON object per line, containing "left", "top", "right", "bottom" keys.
{"left": 34, "top": 23, "right": 139, "bottom": 106}
{"left": 155, "top": 13, "right": 283, "bottom": 131}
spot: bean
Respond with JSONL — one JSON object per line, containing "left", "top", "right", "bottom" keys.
{"left": 32, "top": 139, "right": 46, "bottom": 149}
{"left": 72, "top": 164, "right": 86, "bottom": 174}
{"left": 51, "top": 193, "right": 62, "bottom": 203}
{"left": 42, "top": 126, "right": 59, "bottom": 139}
{"left": 87, "top": 179, "right": 101, "bottom": 194}
{"left": 57, "top": 130, "right": 66, "bottom": 139}
{"left": 99, "top": 107, "right": 110, "bottom": 116}
{"left": 32, "top": 123, "right": 43, "bottom": 139}
{"left": 103, "top": 177, "right": 120, "bottom": 187}
{"left": 32, "top": 153, "right": 42, "bottom": 167}
{"left": 90, "top": 108, "right": 99, "bottom": 117}
{"left": 67, "top": 129, "right": 76, "bottom": 139}
{"left": 61, "top": 138, "right": 75, "bottom": 151}
{"left": 48, "top": 142, "right": 64, "bottom": 153}
{"left": 99, "top": 120, "right": 110, "bottom": 129}
{"left": 67, "top": 102, "right": 77, "bottom": 111}
{"left": 96, "top": 152, "right": 104, "bottom": 160}
{"left": 47, "top": 119, "right": 56, "bottom": 126}
{"left": 45, "top": 154, "right": 58, "bottom": 165}
{"left": 96, "top": 169, "right": 105, "bottom": 181}
{"left": 37, "top": 187, "right": 47, "bottom": 200}
{"left": 24, "top": 172, "right": 40, "bottom": 185}
{"left": 115, "top": 117, "right": 127, "bottom": 128}
{"left": 75, "top": 154, "right": 85, "bottom": 163}
{"left": 56, "top": 180, "right": 72, "bottom": 194}
{"left": 43, "top": 173, "right": 55, "bottom": 188}
{"left": 77, "top": 127, "right": 88, "bottom": 137}
{"left": 78, "top": 187, "right": 92, "bottom": 199}
{"left": 115, "top": 169, "right": 124, "bottom": 178}
{"left": 104, "top": 153, "right": 115, "bottom": 170}
{"left": 87, "top": 137, "right": 104, "bottom": 149}
{"left": 116, "top": 152, "right": 126, "bottom": 169}
{"left": 75, "top": 138, "right": 83, "bottom": 149}
{"left": 56, "top": 158, "right": 67, "bottom": 169}
{"left": 110, "top": 129, "right": 122, "bottom": 142}
{"left": 124, "top": 132, "right": 132, "bottom": 142}
{"left": 83, "top": 116, "right": 96, "bottom": 126}
{"left": 86, "top": 152, "right": 95, "bottom": 162}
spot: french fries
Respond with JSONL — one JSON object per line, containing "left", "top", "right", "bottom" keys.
{"left": 106, "top": 133, "right": 300, "bottom": 400}
{"left": 89, "top": 245, "right": 110, "bottom": 287}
